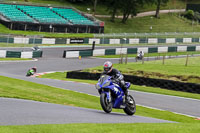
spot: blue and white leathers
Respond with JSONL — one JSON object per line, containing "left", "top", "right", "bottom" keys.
{"left": 96, "top": 75, "right": 130, "bottom": 109}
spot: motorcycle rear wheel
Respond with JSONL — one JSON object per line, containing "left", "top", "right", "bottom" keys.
{"left": 123, "top": 95, "right": 136, "bottom": 115}
{"left": 100, "top": 93, "right": 112, "bottom": 113}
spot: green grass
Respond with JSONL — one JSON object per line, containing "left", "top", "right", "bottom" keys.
{"left": 83, "top": 56, "right": 200, "bottom": 83}
{"left": 96, "top": 51, "right": 200, "bottom": 58}
{"left": 0, "top": 24, "right": 93, "bottom": 38}
{"left": 0, "top": 75, "right": 200, "bottom": 132}
{"left": 0, "top": 43, "right": 91, "bottom": 47}
{"left": 100, "top": 13, "right": 200, "bottom": 33}
{"left": 0, "top": 75, "right": 99, "bottom": 109}
{"left": 1, "top": 0, "right": 200, "bottom": 132}
{"left": 0, "top": 123, "right": 200, "bottom": 133}
{"left": 39, "top": 72, "right": 200, "bottom": 100}
{"left": 0, "top": 75, "right": 198, "bottom": 123}
{"left": 0, "top": 58, "right": 31, "bottom": 61}
{"left": 133, "top": 84, "right": 200, "bottom": 100}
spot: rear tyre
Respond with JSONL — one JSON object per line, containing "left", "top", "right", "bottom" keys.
{"left": 100, "top": 93, "right": 112, "bottom": 113}
{"left": 123, "top": 95, "right": 136, "bottom": 115}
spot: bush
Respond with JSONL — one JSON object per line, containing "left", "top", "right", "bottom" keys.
{"left": 194, "top": 11, "right": 200, "bottom": 21}
{"left": 184, "top": 10, "right": 195, "bottom": 20}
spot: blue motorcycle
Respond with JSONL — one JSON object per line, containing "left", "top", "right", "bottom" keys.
{"left": 95, "top": 75, "right": 136, "bottom": 115}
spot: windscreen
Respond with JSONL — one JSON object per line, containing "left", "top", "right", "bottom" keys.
{"left": 98, "top": 75, "right": 110, "bottom": 85}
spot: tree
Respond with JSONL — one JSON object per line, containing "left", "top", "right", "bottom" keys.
{"left": 120, "top": 0, "right": 146, "bottom": 23}
{"left": 154, "top": 0, "right": 169, "bottom": 18}
{"left": 106, "top": 0, "right": 121, "bottom": 22}
{"left": 86, "top": 0, "right": 98, "bottom": 16}
{"left": 68, "top": 0, "right": 98, "bottom": 16}
{"left": 93, "top": 0, "right": 98, "bottom": 16}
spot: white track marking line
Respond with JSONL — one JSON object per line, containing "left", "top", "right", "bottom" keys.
{"left": 0, "top": 58, "right": 38, "bottom": 63}
{"left": 131, "top": 90, "right": 200, "bottom": 102}
{"left": 34, "top": 71, "right": 200, "bottom": 118}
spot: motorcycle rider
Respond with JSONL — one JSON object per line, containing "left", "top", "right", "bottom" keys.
{"left": 137, "top": 50, "right": 144, "bottom": 59}
{"left": 31, "top": 46, "right": 40, "bottom": 51}
{"left": 30, "top": 67, "right": 37, "bottom": 73}
{"left": 102, "top": 61, "right": 128, "bottom": 100}
{"left": 27, "top": 67, "right": 37, "bottom": 76}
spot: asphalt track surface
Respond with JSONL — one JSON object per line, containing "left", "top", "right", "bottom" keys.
{"left": 0, "top": 98, "right": 173, "bottom": 125}
{"left": 0, "top": 46, "right": 200, "bottom": 125}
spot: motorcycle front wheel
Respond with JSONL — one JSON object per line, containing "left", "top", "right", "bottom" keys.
{"left": 123, "top": 95, "right": 136, "bottom": 115}
{"left": 100, "top": 93, "right": 112, "bottom": 113}
{"left": 26, "top": 73, "right": 31, "bottom": 76}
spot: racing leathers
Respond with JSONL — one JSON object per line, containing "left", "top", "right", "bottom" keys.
{"left": 101, "top": 68, "right": 128, "bottom": 96}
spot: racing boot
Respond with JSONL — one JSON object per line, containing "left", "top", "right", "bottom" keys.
{"left": 125, "top": 90, "right": 134, "bottom": 104}
{"left": 124, "top": 89, "right": 128, "bottom": 101}
{"left": 124, "top": 89, "right": 134, "bottom": 104}
{"left": 122, "top": 87, "right": 128, "bottom": 104}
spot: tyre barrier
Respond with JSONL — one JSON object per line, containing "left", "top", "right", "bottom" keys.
{"left": 66, "top": 71, "right": 200, "bottom": 94}
{"left": 0, "top": 50, "right": 43, "bottom": 58}
{"left": 63, "top": 45, "right": 200, "bottom": 58}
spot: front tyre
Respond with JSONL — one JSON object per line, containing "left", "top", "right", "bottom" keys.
{"left": 123, "top": 95, "right": 136, "bottom": 115}
{"left": 26, "top": 73, "right": 31, "bottom": 77}
{"left": 100, "top": 93, "right": 112, "bottom": 113}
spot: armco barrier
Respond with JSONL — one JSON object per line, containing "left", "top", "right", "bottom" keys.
{"left": 63, "top": 45, "right": 200, "bottom": 58}
{"left": 6, "top": 51, "right": 21, "bottom": 58}
{"left": 33, "top": 51, "right": 43, "bottom": 58}
{"left": 0, "top": 50, "right": 6, "bottom": 58}
{"left": 1, "top": 36, "right": 200, "bottom": 45}
{"left": 66, "top": 71, "right": 200, "bottom": 94}
{"left": 0, "top": 50, "right": 43, "bottom": 58}
{"left": 63, "top": 49, "right": 92, "bottom": 58}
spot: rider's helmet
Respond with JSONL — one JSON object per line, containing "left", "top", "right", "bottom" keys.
{"left": 32, "top": 67, "right": 37, "bottom": 72}
{"left": 103, "top": 61, "right": 113, "bottom": 74}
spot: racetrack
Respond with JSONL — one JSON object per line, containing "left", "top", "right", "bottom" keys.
{"left": 0, "top": 98, "right": 173, "bottom": 125}
{"left": 0, "top": 46, "right": 200, "bottom": 125}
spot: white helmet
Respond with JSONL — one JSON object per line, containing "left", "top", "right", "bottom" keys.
{"left": 103, "top": 61, "right": 113, "bottom": 73}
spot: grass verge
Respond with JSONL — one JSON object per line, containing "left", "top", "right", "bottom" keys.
{"left": 0, "top": 58, "right": 31, "bottom": 61}
{"left": 0, "top": 123, "right": 200, "bottom": 133}
{"left": 0, "top": 24, "right": 93, "bottom": 38}
{"left": 0, "top": 75, "right": 200, "bottom": 132}
{"left": 0, "top": 43, "right": 91, "bottom": 47}
{"left": 100, "top": 13, "right": 200, "bottom": 34}
{"left": 39, "top": 72, "right": 200, "bottom": 100}
{"left": 96, "top": 51, "right": 200, "bottom": 58}
{"left": 83, "top": 56, "right": 200, "bottom": 83}
{"left": 0, "top": 75, "right": 199, "bottom": 123}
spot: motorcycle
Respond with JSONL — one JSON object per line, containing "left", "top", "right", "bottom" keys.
{"left": 136, "top": 54, "right": 144, "bottom": 60}
{"left": 95, "top": 75, "right": 136, "bottom": 115}
{"left": 31, "top": 46, "right": 41, "bottom": 51}
{"left": 26, "top": 69, "right": 35, "bottom": 76}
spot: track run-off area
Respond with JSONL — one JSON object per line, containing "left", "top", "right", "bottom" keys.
{"left": 0, "top": 46, "right": 200, "bottom": 125}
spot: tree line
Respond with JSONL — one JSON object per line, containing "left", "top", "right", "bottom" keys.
{"left": 68, "top": 0, "right": 169, "bottom": 23}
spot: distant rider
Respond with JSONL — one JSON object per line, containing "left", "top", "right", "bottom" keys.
{"left": 101, "top": 61, "right": 128, "bottom": 99}
{"left": 27, "top": 67, "right": 37, "bottom": 76}
{"left": 137, "top": 50, "right": 144, "bottom": 59}
{"left": 32, "top": 46, "right": 40, "bottom": 51}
